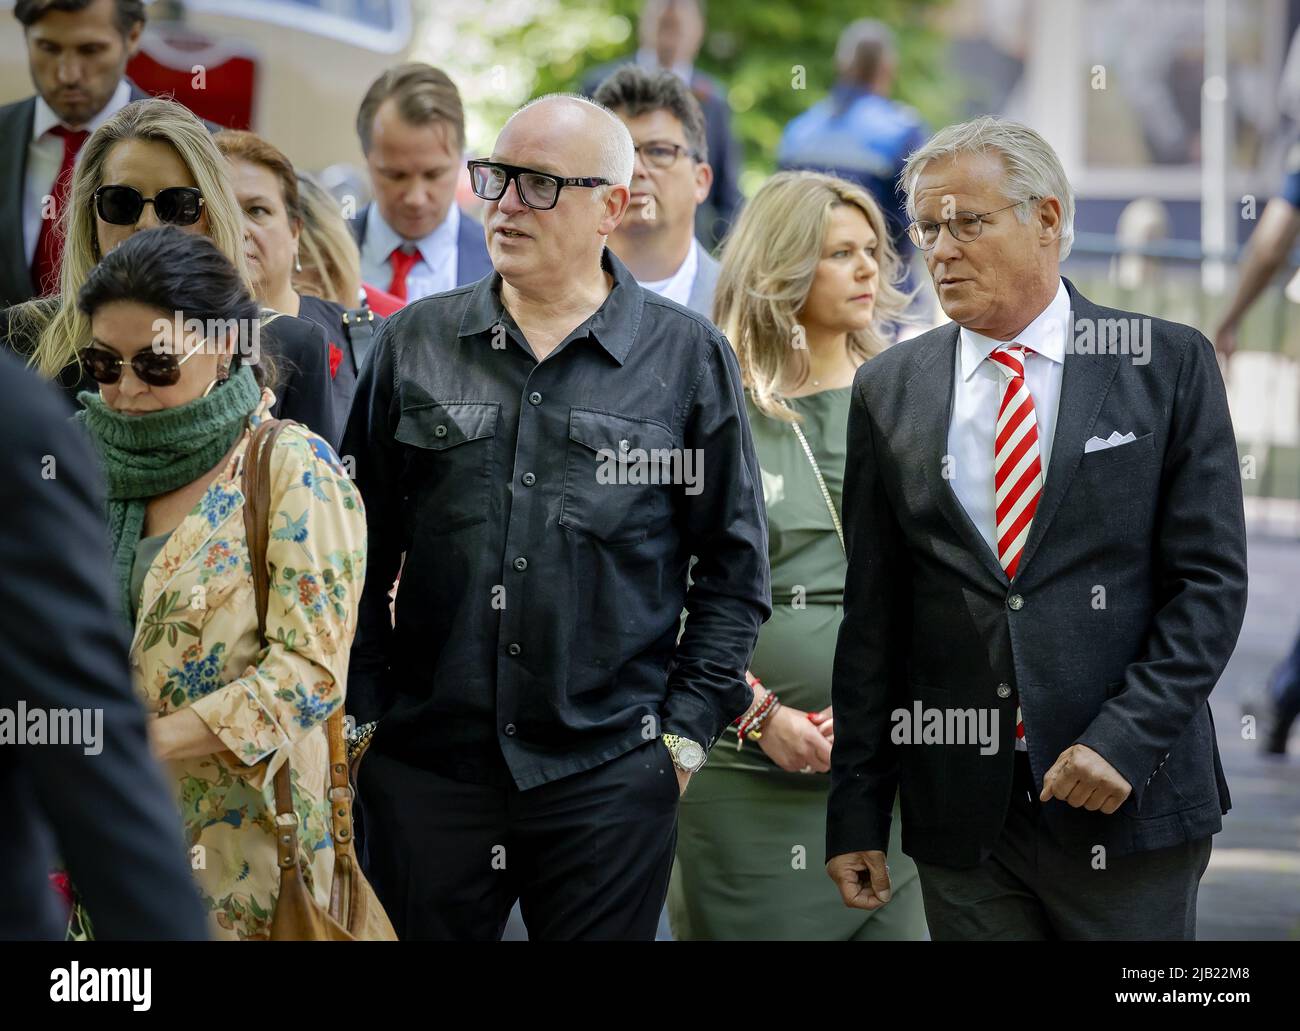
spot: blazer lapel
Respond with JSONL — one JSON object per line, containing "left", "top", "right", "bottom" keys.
{"left": 1013, "top": 282, "right": 1121, "bottom": 578}
{"left": 0, "top": 98, "right": 37, "bottom": 307}
{"left": 912, "top": 324, "right": 1010, "bottom": 587}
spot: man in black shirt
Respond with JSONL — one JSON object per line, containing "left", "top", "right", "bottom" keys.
{"left": 342, "top": 94, "right": 770, "bottom": 940}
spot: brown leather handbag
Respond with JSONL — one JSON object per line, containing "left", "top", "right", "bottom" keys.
{"left": 241, "top": 418, "right": 397, "bottom": 941}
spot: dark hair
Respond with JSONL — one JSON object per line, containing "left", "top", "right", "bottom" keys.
{"left": 356, "top": 62, "right": 465, "bottom": 156}
{"left": 15, "top": 0, "right": 146, "bottom": 35}
{"left": 77, "top": 226, "right": 274, "bottom": 391}
{"left": 591, "top": 65, "right": 709, "bottom": 164}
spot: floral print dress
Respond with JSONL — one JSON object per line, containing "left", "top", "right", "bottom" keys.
{"left": 128, "top": 390, "right": 366, "bottom": 940}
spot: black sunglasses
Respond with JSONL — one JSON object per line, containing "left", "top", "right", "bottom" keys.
{"left": 78, "top": 341, "right": 205, "bottom": 387}
{"left": 467, "top": 160, "right": 611, "bottom": 210}
{"left": 94, "top": 185, "right": 205, "bottom": 227}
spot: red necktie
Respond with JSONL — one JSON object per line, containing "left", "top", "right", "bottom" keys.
{"left": 386, "top": 246, "right": 422, "bottom": 303}
{"left": 988, "top": 343, "right": 1044, "bottom": 746}
{"left": 32, "top": 125, "right": 90, "bottom": 297}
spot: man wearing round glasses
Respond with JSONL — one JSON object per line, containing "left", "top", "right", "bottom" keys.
{"left": 593, "top": 66, "right": 718, "bottom": 317}
{"left": 343, "top": 94, "right": 769, "bottom": 941}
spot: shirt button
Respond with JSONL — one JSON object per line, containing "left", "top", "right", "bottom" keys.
{"left": 996, "top": 683, "right": 1012, "bottom": 699}
{"left": 528, "top": 391, "right": 542, "bottom": 406}
{"left": 1008, "top": 594, "right": 1024, "bottom": 611}
{"left": 513, "top": 556, "right": 528, "bottom": 571}
{"left": 504, "top": 723, "right": 517, "bottom": 736}
{"left": 433, "top": 424, "right": 448, "bottom": 438}
{"left": 507, "top": 643, "right": 521, "bottom": 656}
{"left": 521, "top": 472, "right": 536, "bottom": 486}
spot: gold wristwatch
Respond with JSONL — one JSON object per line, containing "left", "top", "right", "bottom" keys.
{"left": 662, "top": 733, "right": 707, "bottom": 773}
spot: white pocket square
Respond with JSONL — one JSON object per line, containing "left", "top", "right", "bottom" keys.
{"left": 1084, "top": 431, "right": 1138, "bottom": 453}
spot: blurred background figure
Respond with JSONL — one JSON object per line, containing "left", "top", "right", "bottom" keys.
{"left": 0, "top": 347, "right": 208, "bottom": 941}
{"left": 1, "top": 0, "right": 148, "bottom": 307}
{"left": 777, "top": 20, "right": 928, "bottom": 266}
{"left": 584, "top": 0, "right": 742, "bottom": 250}
{"left": 595, "top": 65, "right": 718, "bottom": 316}
{"left": 352, "top": 62, "right": 491, "bottom": 303}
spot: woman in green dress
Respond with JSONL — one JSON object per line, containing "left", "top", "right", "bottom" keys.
{"left": 668, "top": 171, "right": 928, "bottom": 940}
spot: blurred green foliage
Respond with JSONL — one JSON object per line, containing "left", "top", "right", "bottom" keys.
{"left": 483, "top": 0, "right": 960, "bottom": 193}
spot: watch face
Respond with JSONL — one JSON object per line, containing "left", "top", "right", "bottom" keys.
{"left": 680, "top": 741, "right": 705, "bottom": 770}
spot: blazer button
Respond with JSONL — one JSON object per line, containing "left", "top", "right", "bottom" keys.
{"left": 507, "top": 642, "right": 521, "bottom": 656}
{"left": 434, "top": 424, "right": 448, "bottom": 438}
{"left": 1007, "top": 594, "right": 1024, "bottom": 611}
{"left": 528, "top": 391, "right": 542, "bottom": 406}
{"left": 996, "top": 683, "right": 1012, "bottom": 699}
{"left": 504, "top": 723, "right": 517, "bottom": 736}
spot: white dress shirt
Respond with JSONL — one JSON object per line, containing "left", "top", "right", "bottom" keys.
{"left": 946, "top": 278, "right": 1070, "bottom": 561}
{"left": 359, "top": 202, "right": 460, "bottom": 301}
{"left": 24, "top": 78, "right": 133, "bottom": 266}
{"left": 635, "top": 238, "right": 699, "bottom": 307}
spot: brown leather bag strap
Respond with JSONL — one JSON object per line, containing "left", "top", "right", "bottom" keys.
{"left": 240, "top": 417, "right": 294, "bottom": 825}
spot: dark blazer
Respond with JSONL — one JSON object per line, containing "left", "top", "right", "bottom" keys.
{"left": 296, "top": 292, "right": 384, "bottom": 445}
{"left": 582, "top": 60, "right": 743, "bottom": 248}
{"left": 827, "top": 279, "right": 1247, "bottom": 869}
{"left": 0, "top": 81, "right": 153, "bottom": 310}
{"left": 350, "top": 204, "right": 492, "bottom": 289}
{"left": 0, "top": 301, "right": 337, "bottom": 447}
{"left": 0, "top": 350, "right": 208, "bottom": 940}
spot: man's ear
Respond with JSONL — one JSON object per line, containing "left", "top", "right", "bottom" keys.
{"left": 1037, "top": 196, "right": 1064, "bottom": 248}
{"left": 693, "top": 161, "right": 714, "bottom": 206}
{"left": 599, "top": 183, "right": 632, "bottom": 235}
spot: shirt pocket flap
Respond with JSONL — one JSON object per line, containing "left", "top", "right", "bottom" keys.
{"left": 568, "top": 407, "right": 674, "bottom": 456}
{"left": 396, "top": 401, "right": 499, "bottom": 451}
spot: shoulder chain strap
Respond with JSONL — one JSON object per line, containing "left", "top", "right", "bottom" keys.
{"left": 780, "top": 399, "right": 845, "bottom": 556}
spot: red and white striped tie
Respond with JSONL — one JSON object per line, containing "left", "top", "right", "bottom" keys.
{"left": 989, "top": 343, "right": 1043, "bottom": 746}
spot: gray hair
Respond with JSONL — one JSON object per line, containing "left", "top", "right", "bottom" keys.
{"left": 900, "top": 116, "right": 1075, "bottom": 260}
{"left": 507, "top": 93, "right": 635, "bottom": 189}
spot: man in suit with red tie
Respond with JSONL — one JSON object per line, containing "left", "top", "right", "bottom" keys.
{"left": 826, "top": 117, "right": 1247, "bottom": 939}
{"left": 0, "top": 0, "right": 150, "bottom": 309}
{"left": 351, "top": 63, "right": 492, "bottom": 306}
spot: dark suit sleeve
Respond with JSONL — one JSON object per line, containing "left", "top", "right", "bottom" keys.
{"left": 826, "top": 368, "right": 912, "bottom": 863}
{"left": 665, "top": 336, "right": 771, "bottom": 747}
{"left": 264, "top": 316, "right": 338, "bottom": 448}
{"left": 706, "top": 95, "right": 743, "bottom": 231}
{"left": 1075, "top": 331, "right": 1248, "bottom": 808}
{"left": 0, "top": 357, "right": 208, "bottom": 939}
{"left": 340, "top": 316, "right": 404, "bottom": 724}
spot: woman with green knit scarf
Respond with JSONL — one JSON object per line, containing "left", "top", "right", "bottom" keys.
{"left": 70, "top": 226, "right": 368, "bottom": 940}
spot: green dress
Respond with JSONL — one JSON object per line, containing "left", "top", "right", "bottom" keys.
{"left": 667, "top": 387, "right": 928, "bottom": 940}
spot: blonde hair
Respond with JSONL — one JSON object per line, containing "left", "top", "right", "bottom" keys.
{"left": 294, "top": 173, "right": 363, "bottom": 308}
{"left": 23, "top": 98, "right": 252, "bottom": 380}
{"left": 713, "top": 170, "right": 910, "bottom": 422}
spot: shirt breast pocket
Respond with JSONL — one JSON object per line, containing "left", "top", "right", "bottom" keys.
{"left": 559, "top": 408, "right": 676, "bottom": 546}
{"left": 395, "top": 400, "right": 498, "bottom": 535}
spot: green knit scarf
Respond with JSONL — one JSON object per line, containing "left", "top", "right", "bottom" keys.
{"left": 74, "top": 364, "right": 262, "bottom": 621}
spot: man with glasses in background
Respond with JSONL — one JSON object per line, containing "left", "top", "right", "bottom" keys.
{"left": 343, "top": 94, "right": 770, "bottom": 941}
{"left": 595, "top": 66, "right": 719, "bottom": 319}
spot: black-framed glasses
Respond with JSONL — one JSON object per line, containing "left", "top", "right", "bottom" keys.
{"left": 94, "top": 185, "right": 205, "bottom": 227}
{"left": 905, "top": 198, "right": 1036, "bottom": 250}
{"left": 78, "top": 340, "right": 205, "bottom": 387}
{"left": 467, "top": 160, "right": 611, "bottom": 210}
{"left": 633, "top": 141, "right": 700, "bottom": 170}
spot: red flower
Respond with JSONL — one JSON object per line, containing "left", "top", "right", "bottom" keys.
{"left": 49, "top": 871, "right": 73, "bottom": 907}
{"left": 327, "top": 341, "right": 343, "bottom": 379}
